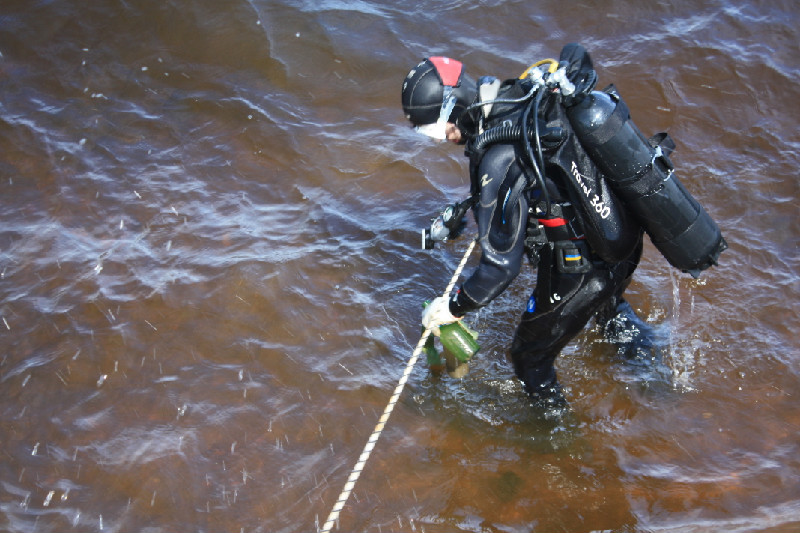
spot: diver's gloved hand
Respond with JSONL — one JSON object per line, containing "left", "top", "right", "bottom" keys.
{"left": 422, "top": 296, "right": 459, "bottom": 336}
{"left": 443, "top": 198, "right": 474, "bottom": 238}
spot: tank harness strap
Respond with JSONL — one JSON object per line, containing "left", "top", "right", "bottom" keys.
{"left": 526, "top": 202, "right": 593, "bottom": 274}
{"left": 532, "top": 202, "right": 583, "bottom": 242}
{"left": 618, "top": 134, "right": 677, "bottom": 198}
{"left": 649, "top": 131, "right": 675, "bottom": 157}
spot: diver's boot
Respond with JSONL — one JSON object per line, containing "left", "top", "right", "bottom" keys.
{"left": 603, "top": 299, "right": 655, "bottom": 360}
{"left": 518, "top": 363, "right": 569, "bottom": 413}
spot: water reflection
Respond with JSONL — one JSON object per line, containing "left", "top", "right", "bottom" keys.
{"left": 1, "top": 0, "right": 799, "bottom": 532}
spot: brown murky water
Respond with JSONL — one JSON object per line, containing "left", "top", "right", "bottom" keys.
{"left": 1, "top": 1, "right": 798, "bottom": 532}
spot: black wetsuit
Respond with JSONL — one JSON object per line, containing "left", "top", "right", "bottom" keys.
{"left": 449, "top": 78, "right": 645, "bottom": 402}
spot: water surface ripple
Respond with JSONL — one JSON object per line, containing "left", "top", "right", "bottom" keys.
{"left": 1, "top": 1, "right": 798, "bottom": 532}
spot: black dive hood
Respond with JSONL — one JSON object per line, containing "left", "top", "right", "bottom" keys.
{"left": 401, "top": 57, "right": 477, "bottom": 126}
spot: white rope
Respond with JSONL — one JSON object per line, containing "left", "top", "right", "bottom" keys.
{"left": 320, "top": 237, "right": 477, "bottom": 533}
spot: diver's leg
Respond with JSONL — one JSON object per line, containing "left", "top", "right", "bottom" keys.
{"left": 594, "top": 237, "right": 656, "bottom": 359}
{"left": 511, "top": 259, "right": 622, "bottom": 405}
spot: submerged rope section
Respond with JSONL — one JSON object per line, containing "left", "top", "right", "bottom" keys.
{"left": 320, "top": 237, "right": 477, "bottom": 533}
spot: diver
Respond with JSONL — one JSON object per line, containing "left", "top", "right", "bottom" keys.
{"left": 401, "top": 44, "right": 726, "bottom": 407}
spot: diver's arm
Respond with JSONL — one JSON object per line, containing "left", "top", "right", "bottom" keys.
{"left": 451, "top": 143, "right": 528, "bottom": 315}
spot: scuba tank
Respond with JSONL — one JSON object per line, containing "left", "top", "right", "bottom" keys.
{"left": 566, "top": 88, "right": 727, "bottom": 277}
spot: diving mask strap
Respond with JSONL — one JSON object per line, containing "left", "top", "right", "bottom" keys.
{"left": 415, "top": 86, "right": 456, "bottom": 140}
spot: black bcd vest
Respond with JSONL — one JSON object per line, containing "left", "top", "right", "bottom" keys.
{"left": 467, "top": 82, "right": 642, "bottom": 264}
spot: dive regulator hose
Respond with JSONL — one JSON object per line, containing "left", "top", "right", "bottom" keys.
{"left": 468, "top": 86, "right": 556, "bottom": 217}
{"left": 520, "top": 87, "right": 551, "bottom": 216}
